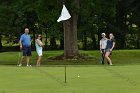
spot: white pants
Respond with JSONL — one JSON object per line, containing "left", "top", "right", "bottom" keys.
{"left": 37, "top": 50, "right": 42, "bottom": 56}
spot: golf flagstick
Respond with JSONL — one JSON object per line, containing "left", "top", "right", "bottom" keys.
{"left": 17, "top": 50, "right": 21, "bottom": 65}
{"left": 65, "top": 60, "right": 67, "bottom": 83}
{"left": 100, "top": 50, "right": 105, "bottom": 64}
{"left": 57, "top": 4, "right": 71, "bottom": 83}
{"left": 57, "top": 5, "right": 71, "bottom": 22}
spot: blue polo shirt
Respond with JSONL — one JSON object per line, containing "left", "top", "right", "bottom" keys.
{"left": 20, "top": 33, "right": 31, "bottom": 46}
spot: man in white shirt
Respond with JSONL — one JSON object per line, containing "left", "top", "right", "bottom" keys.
{"left": 100, "top": 33, "right": 107, "bottom": 64}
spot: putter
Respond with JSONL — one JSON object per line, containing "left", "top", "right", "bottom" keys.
{"left": 100, "top": 49, "right": 105, "bottom": 64}
{"left": 17, "top": 50, "right": 22, "bottom": 65}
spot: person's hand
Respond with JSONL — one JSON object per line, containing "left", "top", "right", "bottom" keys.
{"left": 100, "top": 50, "right": 102, "bottom": 54}
{"left": 110, "top": 49, "right": 112, "bottom": 52}
{"left": 20, "top": 45, "right": 22, "bottom": 50}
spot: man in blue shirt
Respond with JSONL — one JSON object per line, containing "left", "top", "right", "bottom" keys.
{"left": 18, "top": 27, "right": 31, "bottom": 67}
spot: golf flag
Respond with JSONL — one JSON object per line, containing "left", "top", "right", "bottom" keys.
{"left": 57, "top": 5, "right": 71, "bottom": 22}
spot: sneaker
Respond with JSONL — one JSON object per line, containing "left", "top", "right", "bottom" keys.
{"left": 27, "top": 64, "right": 32, "bottom": 67}
{"left": 18, "top": 64, "right": 22, "bottom": 67}
{"left": 110, "top": 63, "right": 113, "bottom": 66}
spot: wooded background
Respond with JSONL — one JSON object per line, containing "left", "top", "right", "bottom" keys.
{"left": 0, "top": 0, "right": 139, "bottom": 51}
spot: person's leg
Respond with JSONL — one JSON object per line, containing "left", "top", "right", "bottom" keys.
{"left": 36, "top": 49, "right": 42, "bottom": 66}
{"left": 105, "top": 52, "right": 112, "bottom": 65}
{"left": 36, "top": 56, "right": 39, "bottom": 66}
{"left": 102, "top": 49, "right": 105, "bottom": 64}
{"left": 27, "top": 56, "right": 30, "bottom": 66}
{"left": 18, "top": 47, "right": 26, "bottom": 66}
{"left": 27, "top": 47, "right": 31, "bottom": 66}
{"left": 37, "top": 56, "right": 42, "bottom": 66}
{"left": 101, "top": 49, "right": 105, "bottom": 64}
{"left": 19, "top": 56, "right": 25, "bottom": 66}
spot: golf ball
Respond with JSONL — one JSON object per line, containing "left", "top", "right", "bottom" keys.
{"left": 77, "top": 75, "right": 80, "bottom": 77}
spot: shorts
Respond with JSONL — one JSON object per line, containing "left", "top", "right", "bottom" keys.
{"left": 106, "top": 48, "right": 111, "bottom": 52}
{"left": 37, "top": 50, "right": 42, "bottom": 56}
{"left": 22, "top": 46, "right": 32, "bottom": 56}
{"left": 101, "top": 49, "right": 105, "bottom": 54}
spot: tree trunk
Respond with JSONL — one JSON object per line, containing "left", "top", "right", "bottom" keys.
{"left": 63, "top": 1, "right": 79, "bottom": 58}
{"left": 59, "top": 0, "right": 79, "bottom": 58}
{"left": 63, "top": 20, "right": 78, "bottom": 58}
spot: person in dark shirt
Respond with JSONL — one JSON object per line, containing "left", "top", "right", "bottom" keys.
{"left": 105, "top": 33, "right": 115, "bottom": 65}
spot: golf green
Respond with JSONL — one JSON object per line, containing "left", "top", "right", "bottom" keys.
{"left": 0, "top": 65, "right": 140, "bottom": 93}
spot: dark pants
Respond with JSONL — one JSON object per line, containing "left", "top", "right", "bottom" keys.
{"left": 101, "top": 49, "right": 105, "bottom": 64}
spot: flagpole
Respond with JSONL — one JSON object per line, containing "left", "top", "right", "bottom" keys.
{"left": 63, "top": 1, "right": 67, "bottom": 83}
{"left": 63, "top": 20, "right": 67, "bottom": 83}
{"left": 57, "top": 3, "right": 71, "bottom": 83}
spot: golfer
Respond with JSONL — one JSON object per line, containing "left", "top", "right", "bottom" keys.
{"left": 100, "top": 33, "right": 108, "bottom": 64}
{"left": 100, "top": 33, "right": 107, "bottom": 64}
{"left": 105, "top": 33, "right": 115, "bottom": 65}
{"left": 18, "top": 27, "right": 31, "bottom": 67}
{"left": 35, "top": 34, "right": 43, "bottom": 66}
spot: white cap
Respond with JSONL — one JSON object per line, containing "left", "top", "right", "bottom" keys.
{"left": 101, "top": 33, "right": 106, "bottom": 36}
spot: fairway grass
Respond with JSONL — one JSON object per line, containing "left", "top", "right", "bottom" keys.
{"left": 0, "top": 65, "right": 140, "bottom": 93}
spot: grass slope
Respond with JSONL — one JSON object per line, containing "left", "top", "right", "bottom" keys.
{"left": 0, "top": 50, "right": 140, "bottom": 65}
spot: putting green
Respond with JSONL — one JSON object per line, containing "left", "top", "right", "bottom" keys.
{"left": 0, "top": 65, "right": 140, "bottom": 93}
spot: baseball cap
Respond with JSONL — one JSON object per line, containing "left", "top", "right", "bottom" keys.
{"left": 101, "top": 33, "right": 106, "bottom": 36}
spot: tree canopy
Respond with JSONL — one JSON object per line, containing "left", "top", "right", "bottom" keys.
{"left": 0, "top": 0, "right": 139, "bottom": 51}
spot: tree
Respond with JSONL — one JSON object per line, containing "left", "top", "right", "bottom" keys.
{"left": 60, "top": 0, "right": 79, "bottom": 58}
{"left": 0, "top": 3, "right": 17, "bottom": 49}
{"left": 116, "top": 0, "right": 140, "bottom": 49}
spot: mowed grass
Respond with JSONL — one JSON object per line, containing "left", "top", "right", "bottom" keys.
{"left": 0, "top": 50, "right": 140, "bottom": 93}
{"left": 0, "top": 66, "right": 140, "bottom": 93}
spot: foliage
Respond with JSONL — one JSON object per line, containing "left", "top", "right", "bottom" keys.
{"left": 0, "top": 0, "right": 139, "bottom": 50}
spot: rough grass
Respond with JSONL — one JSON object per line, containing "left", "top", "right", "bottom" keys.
{"left": 0, "top": 50, "right": 140, "bottom": 65}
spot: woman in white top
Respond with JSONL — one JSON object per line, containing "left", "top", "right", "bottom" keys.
{"left": 35, "top": 34, "right": 43, "bottom": 66}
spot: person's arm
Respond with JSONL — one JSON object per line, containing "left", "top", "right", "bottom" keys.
{"left": 99, "top": 40, "right": 102, "bottom": 53}
{"left": 30, "top": 37, "right": 32, "bottom": 46}
{"left": 36, "top": 39, "right": 43, "bottom": 47}
{"left": 110, "top": 42, "right": 115, "bottom": 51}
{"left": 19, "top": 36, "right": 23, "bottom": 50}
{"left": 19, "top": 41, "right": 22, "bottom": 50}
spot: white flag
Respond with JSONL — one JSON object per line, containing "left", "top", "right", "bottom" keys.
{"left": 57, "top": 5, "right": 71, "bottom": 22}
